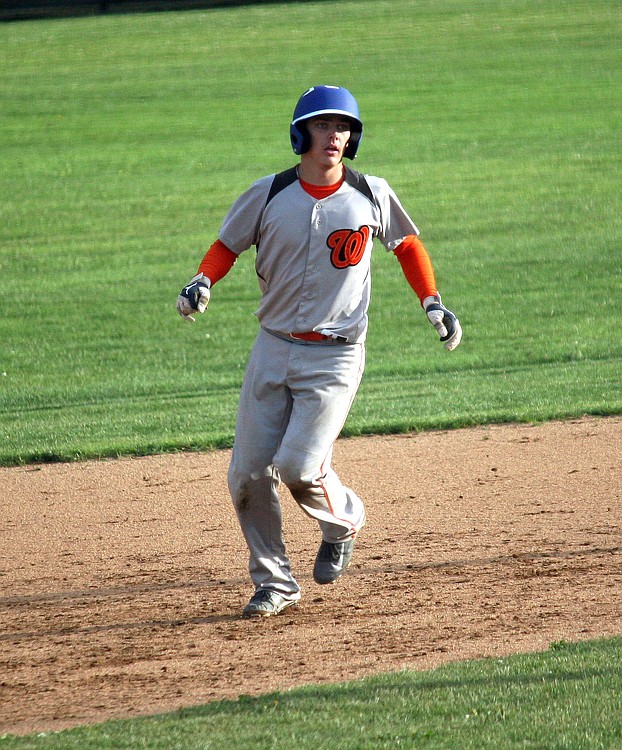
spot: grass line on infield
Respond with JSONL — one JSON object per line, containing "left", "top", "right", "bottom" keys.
{"left": 1, "top": 356, "right": 620, "bottom": 464}
{"left": 1, "top": 637, "right": 620, "bottom": 749}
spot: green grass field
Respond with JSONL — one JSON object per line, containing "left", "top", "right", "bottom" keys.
{"left": 1, "top": 1, "right": 621, "bottom": 746}
{"left": 1, "top": 0, "right": 620, "bottom": 466}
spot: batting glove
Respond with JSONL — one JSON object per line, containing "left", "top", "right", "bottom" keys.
{"left": 423, "top": 294, "right": 462, "bottom": 351}
{"left": 177, "top": 274, "right": 211, "bottom": 322}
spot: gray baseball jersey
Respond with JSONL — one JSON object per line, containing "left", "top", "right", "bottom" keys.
{"left": 218, "top": 166, "right": 419, "bottom": 343}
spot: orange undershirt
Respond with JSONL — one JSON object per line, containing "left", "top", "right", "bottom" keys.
{"left": 197, "top": 178, "right": 438, "bottom": 304}
{"left": 393, "top": 235, "right": 438, "bottom": 303}
{"left": 197, "top": 239, "right": 238, "bottom": 284}
{"left": 298, "top": 175, "right": 344, "bottom": 199}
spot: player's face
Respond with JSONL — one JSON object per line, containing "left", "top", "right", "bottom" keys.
{"left": 305, "top": 115, "right": 352, "bottom": 168}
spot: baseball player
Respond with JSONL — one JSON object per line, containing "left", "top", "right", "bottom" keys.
{"left": 177, "top": 85, "right": 462, "bottom": 618}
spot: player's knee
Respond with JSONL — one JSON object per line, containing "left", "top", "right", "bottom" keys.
{"left": 228, "top": 462, "right": 278, "bottom": 511}
{"left": 274, "top": 455, "right": 310, "bottom": 492}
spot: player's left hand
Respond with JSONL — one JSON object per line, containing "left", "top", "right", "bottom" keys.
{"left": 423, "top": 295, "right": 462, "bottom": 351}
{"left": 177, "top": 274, "right": 211, "bottom": 322}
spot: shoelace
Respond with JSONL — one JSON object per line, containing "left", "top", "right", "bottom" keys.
{"left": 252, "top": 589, "right": 275, "bottom": 602}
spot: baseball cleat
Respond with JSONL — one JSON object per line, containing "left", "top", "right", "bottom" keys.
{"left": 242, "top": 589, "right": 298, "bottom": 618}
{"left": 313, "top": 539, "right": 355, "bottom": 584}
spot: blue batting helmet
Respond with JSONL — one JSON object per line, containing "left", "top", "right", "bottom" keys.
{"left": 290, "top": 85, "right": 363, "bottom": 160}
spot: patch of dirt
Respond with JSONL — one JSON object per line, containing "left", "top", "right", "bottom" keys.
{"left": 0, "top": 417, "right": 620, "bottom": 736}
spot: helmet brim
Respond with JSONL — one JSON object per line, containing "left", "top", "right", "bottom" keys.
{"left": 291, "top": 108, "right": 363, "bottom": 132}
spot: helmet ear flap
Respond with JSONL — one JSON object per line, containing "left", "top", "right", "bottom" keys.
{"left": 343, "top": 128, "right": 362, "bottom": 160}
{"left": 290, "top": 121, "right": 311, "bottom": 155}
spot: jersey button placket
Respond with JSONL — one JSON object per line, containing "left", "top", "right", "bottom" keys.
{"left": 296, "top": 205, "right": 323, "bottom": 330}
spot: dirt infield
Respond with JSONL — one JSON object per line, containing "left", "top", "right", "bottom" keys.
{"left": 1, "top": 416, "right": 620, "bottom": 736}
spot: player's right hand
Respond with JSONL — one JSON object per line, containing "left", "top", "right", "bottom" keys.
{"left": 176, "top": 274, "right": 211, "bottom": 322}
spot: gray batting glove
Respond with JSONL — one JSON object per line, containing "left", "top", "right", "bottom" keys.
{"left": 423, "top": 294, "right": 462, "bottom": 351}
{"left": 177, "top": 274, "right": 211, "bottom": 322}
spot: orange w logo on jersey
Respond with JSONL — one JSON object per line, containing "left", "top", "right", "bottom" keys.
{"left": 327, "top": 226, "right": 371, "bottom": 269}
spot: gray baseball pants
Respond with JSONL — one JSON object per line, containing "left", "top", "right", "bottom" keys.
{"left": 228, "top": 327, "right": 367, "bottom": 598}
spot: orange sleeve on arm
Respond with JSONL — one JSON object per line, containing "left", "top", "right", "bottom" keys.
{"left": 393, "top": 235, "right": 438, "bottom": 304}
{"left": 197, "top": 239, "right": 238, "bottom": 286}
